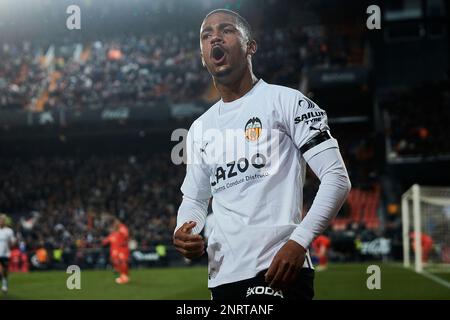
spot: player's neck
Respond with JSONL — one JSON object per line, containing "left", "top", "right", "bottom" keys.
{"left": 215, "top": 70, "right": 259, "bottom": 103}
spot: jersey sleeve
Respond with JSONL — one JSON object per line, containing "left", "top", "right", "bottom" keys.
{"left": 280, "top": 90, "right": 339, "bottom": 162}
{"left": 180, "top": 121, "right": 212, "bottom": 201}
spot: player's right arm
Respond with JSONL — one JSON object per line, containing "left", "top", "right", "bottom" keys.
{"left": 173, "top": 122, "right": 211, "bottom": 259}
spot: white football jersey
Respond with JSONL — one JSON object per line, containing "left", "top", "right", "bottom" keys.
{"left": 0, "top": 227, "right": 15, "bottom": 258}
{"left": 181, "top": 80, "right": 339, "bottom": 288}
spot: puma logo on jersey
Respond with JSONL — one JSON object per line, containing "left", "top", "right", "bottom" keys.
{"left": 310, "top": 123, "right": 324, "bottom": 131}
{"left": 200, "top": 142, "right": 209, "bottom": 155}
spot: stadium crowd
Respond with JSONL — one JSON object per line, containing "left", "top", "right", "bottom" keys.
{"left": 0, "top": 154, "right": 183, "bottom": 260}
{"left": 1, "top": 26, "right": 359, "bottom": 111}
{"left": 0, "top": 42, "right": 47, "bottom": 111}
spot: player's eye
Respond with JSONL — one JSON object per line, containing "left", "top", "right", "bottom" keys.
{"left": 202, "top": 33, "right": 211, "bottom": 40}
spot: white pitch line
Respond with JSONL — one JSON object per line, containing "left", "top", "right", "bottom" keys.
{"left": 420, "top": 270, "right": 450, "bottom": 290}
{"left": 392, "top": 263, "right": 450, "bottom": 290}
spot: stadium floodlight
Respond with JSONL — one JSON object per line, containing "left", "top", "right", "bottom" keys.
{"left": 402, "top": 184, "right": 450, "bottom": 273}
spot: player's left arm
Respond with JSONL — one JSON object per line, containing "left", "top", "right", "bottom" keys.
{"left": 289, "top": 146, "right": 351, "bottom": 250}
{"left": 266, "top": 91, "right": 351, "bottom": 290}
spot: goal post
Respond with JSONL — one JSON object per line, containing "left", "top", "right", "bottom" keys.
{"left": 402, "top": 184, "right": 450, "bottom": 273}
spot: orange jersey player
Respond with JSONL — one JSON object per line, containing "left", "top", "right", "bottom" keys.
{"left": 312, "top": 234, "right": 331, "bottom": 271}
{"left": 410, "top": 232, "right": 433, "bottom": 263}
{"left": 103, "top": 219, "right": 130, "bottom": 284}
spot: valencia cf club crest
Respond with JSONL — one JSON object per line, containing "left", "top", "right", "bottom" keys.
{"left": 245, "top": 117, "right": 262, "bottom": 141}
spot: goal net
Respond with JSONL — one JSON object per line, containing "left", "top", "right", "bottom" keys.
{"left": 402, "top": 184, "right": 450, "bottom": 273}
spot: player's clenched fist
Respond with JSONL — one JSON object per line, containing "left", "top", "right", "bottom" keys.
{"left": 173, "top": 221, "right": 205, "bottom": 259}
{"left": 265, "top": 240, "right": 306, "bottom": 291}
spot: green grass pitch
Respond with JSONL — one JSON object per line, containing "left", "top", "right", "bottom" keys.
{"left": 2, "top": 263, "right": 449, "bottom": 300}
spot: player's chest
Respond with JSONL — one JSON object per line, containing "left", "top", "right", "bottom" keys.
{"left": 199, "top": 104, "right": 287, "bottom": 187}
{"left": 0, "top": 232, "right": 9, "bottom": 241}
{"left": 201, "top": 105, "right": 282, "bottom": 158}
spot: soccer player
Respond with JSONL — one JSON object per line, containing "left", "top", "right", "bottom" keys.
{"left": 173, "top": 9, "right": 351, "bottom": 300}
{"left": 102, "top": 218, "right": 130, "bottom": 284}
{"left": 410, "top": 231, "right": 433, "bottom": 264}
{"left": 0, "top": 214, "right": 16, "bottom": 294}
{"left": 312, "top": 233, "right": 331, "bottom": 271}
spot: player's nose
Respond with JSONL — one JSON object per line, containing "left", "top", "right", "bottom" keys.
{"left": 210, "top": 33, "right": 223, "bottom": 46}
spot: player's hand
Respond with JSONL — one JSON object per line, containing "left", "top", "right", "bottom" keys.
{"left": 265, "top": 240, "right": 306, "bottom": 291}
{"left": 173, "top": 221, "right": 205, "bottom": 259}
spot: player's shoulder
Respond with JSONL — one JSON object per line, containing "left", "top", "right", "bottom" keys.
{"left": 188, "top": 100, "right": 221, "bottom": 132}
{"left": 262, "top": 81, "right": 313, "bottom": 112}
{"left": 262, "top": 82, "right": 322, "bottom": 118}
{"left": 263, "top": 81, "right": 304, "bottom": 99}
{"left": 267, "top": 82, "right": 325, "bottom": 114}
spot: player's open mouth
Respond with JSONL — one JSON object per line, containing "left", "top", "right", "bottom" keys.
{"left": 211, "top": 46, "right": 226, "bottom": 64}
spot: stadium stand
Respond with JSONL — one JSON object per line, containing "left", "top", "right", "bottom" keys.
{"left": 382, "top": 80, "right": 450, "bottom": 159}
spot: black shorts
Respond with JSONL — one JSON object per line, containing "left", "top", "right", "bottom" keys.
{"left": 210, "top": 268, "right": 314, "bottom": 300}
{"left": 0, "top": 257, "right": 9, "bottom": 268}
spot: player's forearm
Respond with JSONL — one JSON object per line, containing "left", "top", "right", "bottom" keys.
{"left": 176, "top": 195, "right": 209, "bottom": 235}
{"left": 290, "top": 147, "right": 351, "bottom": 249}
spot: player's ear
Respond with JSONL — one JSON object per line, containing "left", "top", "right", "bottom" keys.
{"left": 247, "top": 39, "right": 257, "bottom": 57}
